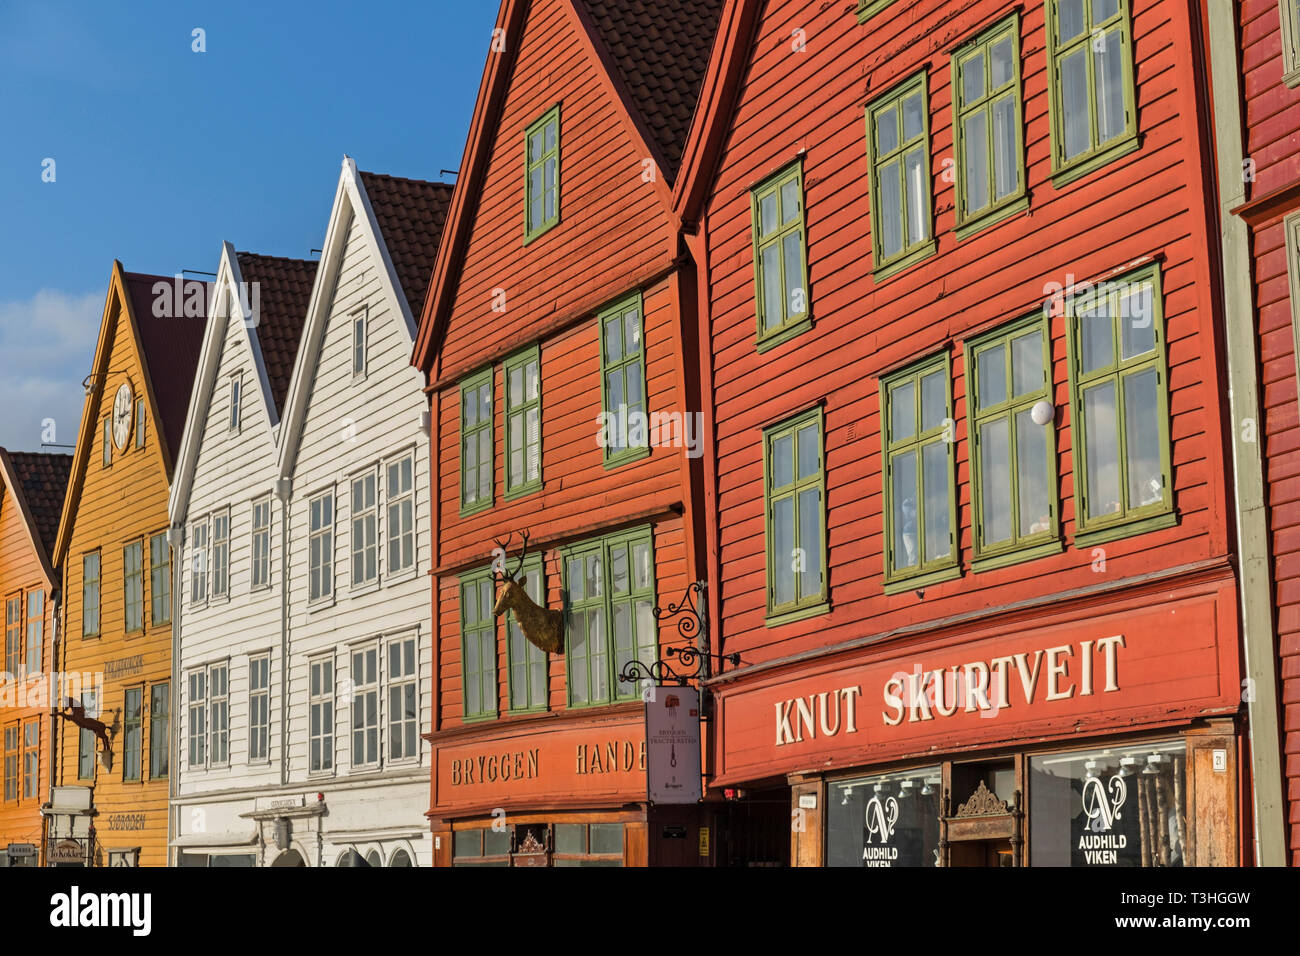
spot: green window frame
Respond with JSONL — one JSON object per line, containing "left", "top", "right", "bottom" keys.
{"left": 459, "top": 368, "right": 494, "bottom": 515}
{"left": 952, "top": 15, "right": 1026, "bottom": 237}
{"left": 866, "top": 72, "right": 936, "bottom": 281}
{"left": 506, "top": 554, "right": 548, "bottom": 713}
{"left": 1064, "top": 263, "right": 1173, "bottom": 545}
{"left": 562, "top": 526, "right": 656, "bottom": 708}
{"left": 1045, "top": 0, "right": 1138, "bottom": 186}
{"left": 82, "top": 551, "right": 100, "bottom": 638}
{"left": 881, "top": 354, "right": 959, "bottom": 592}
{"left": 1283, "top": 0, "right": 1300, "bottom": 87}
{"left": 598, "top": 294, "right": 649, "bottom": 468}
{"left": 965, "top": 314, "right": 1061, "bottom": 570}
{"left": 750, "top": 160, "right": 812, "bottom": 350}
{"left": 763, "top": 407, "right": 828, "bottom": 624}
{"left": 460, "top": 568, "right": 498, "bottom": 721}
{"left": 856, "top": 0, "right": 899, "bottom": 23}
{"left": 503, "top": 345, "right": 542, "bottom": 499}
{"left": 524, "top": 104, "right": 561, "bottom": 244}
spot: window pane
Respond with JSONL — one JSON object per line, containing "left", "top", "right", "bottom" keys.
{"left": 962, "top": 53, "right": 985, "bottom": 105}
{"left": 590, "top": 823, "right": 623, "bottom": 855}
{"left": 772, "top": 434, "right": 793, "bottom": 488}
{"left": 588, "top": 612, "right": 607, "bottom": 701}
{"left": 632, "top": 542, "right": 651, "bottom": 589}
{"left": 555, "top": 824, "right": 584, "bottom": 854}
{"left": 904, "top": 147, "right": 928, "bottom": 243}
{"left": 1094, "top": 28, "right": 1125, "bottom": 144}
{"left": 762, "top": 244, "right": 783, "bottom": 331}
{"left": 782, "top": 232, "right": 804, "bottom": 317}
{"left": 1079, "top": 307, "right": 1113, "bottom": 373}
{"left": 890, "top": 381, "right": 915, "bottom": 442}
{"left": 920, "top": 370, "right": 946, "bottom": 430}
{"left": 1016, "top": 408, "right": 1052, "bottom": 535}
{"left": 798, "top": 488, "right": 822, "bottom": 597}
{"left": 1061, "top": 48, "right": 1089, "bottom": 160}
{"left": 876, "top": 105, "right": 898, "bottom": 155}
{"left": 773, "top": 497, "right": 795, "bottom": 606}
{"left": 1124, "top": 368, "right": 1162, "bottom": 507}
{"left": 1011, "top": 330, "right": 1044, "bottom": 396}
{"left": 1119, "top": 284, "right": 1155, "bottom": 358}
{"left": 891, "top": 450, "right": 919, "bottom": 570}
{"left": 797, "top": 424, "right": 819, "bottom": 480}
{"left": 604, "top": 317, "right": 623, "bottom": 363}
{"left": 780, "top": 179, "right": 800, "bottom": 224}
{"left": 879, "top": 160, "right": 903, "bottom": 259}
{"left": 993, "top": 95, "right": 1018, "bottom": 199}
{"left": 1093, "top": 0, "right": 1120, "bottom": 23}
{"left": 977, "top": 346, "right": 1006, "bottom": 409}
{"left": 980, "top": 418, "right": 1013, "bottom": 546}
{"left": 922, "top": 442, "right": 951, "bottom": 561}
{"left": 963, "top": 111, "right": 989, "bottom": 213}
{"left": 1083, "top": 381, "right": 1121, "bottom": 518}
{"left": 991, "top": 36, "right": 1014, "bottom": 88}
{"left": 902, "top": 92, "right": 924, "bottom": 140}
{"left": 1058, "top": 0, "right": 1086, "bottom": 41}
{"left": 759, "top": 193, "right": 778, "bottom": 237}
{"left": 611, "top": 547, "right": 629, "bottom": 594}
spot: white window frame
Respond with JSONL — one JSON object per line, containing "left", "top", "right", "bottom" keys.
{"left": 228, "top": 373, "right": 242, "bottom": 433}
{"left": 186, "top": 669, "right": 207, "bottom": 769}
{"left": 350, "top": 467, "right": 379, "bottom": 590}
{"left": 248, "top": 653, "right": 270, "bottom": 764}
{"left": 208, "top": 660, "right": 229, "bottom": 767}
{"left": 190, "top": 520, "right": 209, "bottom": 606}
{"left": 211, "top": 508, "right": 230, "bottom": 600}
{"left": 352, "top": 308, "right": 367, "bottom": 378}
{"left": 385, "top": 450, "right": 417, "bottom": 579}
{"left": 308, "top": 490, "right": 335, "bottom": 604}
{"left": 309, "top": 654, "right": 334, "bottom": 774}
{"left": 349, "top": 640, "right": 380, "bottom": 771}
{"left": 251, "top": 497, "right": 271, "bottom": 591}
{"left": 387, "top": 634, "right": 419, "bottom": 764}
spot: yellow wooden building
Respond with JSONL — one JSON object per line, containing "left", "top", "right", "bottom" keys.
{"left": 49, "top": 262, "right": 207, "bottom": 867}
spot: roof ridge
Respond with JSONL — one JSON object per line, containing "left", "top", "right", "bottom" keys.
{"left": 357, "top": 169, "right": 456, "bottom": 190}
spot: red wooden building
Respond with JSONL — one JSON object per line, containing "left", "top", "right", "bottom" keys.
{"left": 413, "top": 0, "right": 723, "bottom": 866}
{"left": 676, "top": 0, "right": 1250, "bottom": 865}
{"left": 1206, "top": 0, "right": 1300, "bottom": 866}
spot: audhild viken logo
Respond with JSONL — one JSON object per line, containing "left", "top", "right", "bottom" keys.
{"left": 49, "top": 887, "right": 151, "bottom": 937}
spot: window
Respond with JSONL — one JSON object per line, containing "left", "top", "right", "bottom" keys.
{"left": 388, "top": 637, "right": 419, "bottom": 761}
{"left": 309, "top": 656, "right": 334, "bottom": 773}
{"left": 525, "top": 104, "right": 561, "bottom": 242}
{"left": 190, "top": 521, "right": 209, "bottom": 605}
{"left": 389, "top": 848, "right": 413, "bottom": 867}
{"left": 952, "top": 16, "right": 1025, "bottom": 235}
{"left": 751, "top": 162, "right": 812, "bottom": 349}
{"left": 123, "top": 540, "right": 143, "bottom": 632}
{"left": 4, "top": 594, "right": 20, "bottom": 676}
{"left": 1046, "top": 0, "right": 1137, "bottom": 183}
{"left": 77, "top": 690, "right": 97, "bottom": 780}
{"left": 2, "top": 724, "right": 16, "bottom": 802}
{"left": 102, "top": 418, "right": 111, "bottom": 467}
{"left": 564, "top": 527, "right": 656, "bottom": 707}
{"left": 123, "top": 687, "right": 142, "bottom": 781}
{"left": 966, "top": 314, "right": 1059, "bottom": 567}
{"left": 385, "top": 455, "right": 415, "bottom": 575}
{"left": 149, "top": 682, "right": 169, "bottom": 779}
{"left": 866, "top": 73, "right": 935, "bottom": 279}
{"left": 251, "top": 498, "right": 271, "bottom": 590}
{"left": 351, "top": 471, "right": 378, "bottom": 587}
{"left": 1284, "top": 0, "right": 1300, "bottom": 87}
{"left": 187, "top": 671, "right": 206, "bottom": 768}
{"left": 24, "top": 590, "right": 42, "bottom": 675}
{"left": 881, "top": 355, "right": 958, "bottom": 590}
{"left": 309, "top": 492, "right": 334, "bottom": 602}
{"left": 460, "top": 569, "right": 498, "bottom": 720}
{"left": 827, "top": 766, "right": 942, "bottom": 867}
{"left": 764, "top": 407, "right": 828, "bottom": 621}
{"left": 249, "top": 654, "right": 269, "bottom": 763}
{"left": 350, "top": 644, "right": 379, "bottom": 769}
{"left": 554, "top": 823, "right": 625, "bottom": 867}
{"left": 135, "top": 397, "right": 146, "bottom": 448}
{"left": 211, "top": 510, "right": 230, "bottom": 599}
{"left": 1064, "top": 264, "right": 1171, "bottom": 542}
{"left": 209, "top": 662, "right": 228, "bottom": 765}
{"left": 228, "top": 374, "right": 241, "bottom": 432}
{"left": 459, "top": 370, "right": 493, "bottom": 514}
{"left": 504, "top": 346, "right": 542, "bottom": 497}
{"left": 22, "top": 720, "right": 38, "bottom": 799}
{"left": 452, "top": 827, "right": 511, "bottom": 867}
{"left": 150, "top": 533, "right": 170, "bottom": 625}
{"left": 352, "top": 311, "right": 367, "bottom": 377}
{"left": 507, "top": 555, "right": 548, "bottom": 712}
{"left": 82, "top": 552, "right": 100, "bottom": 637}
{"left": 598, "top": 295, "right": 648, "bottom": 467}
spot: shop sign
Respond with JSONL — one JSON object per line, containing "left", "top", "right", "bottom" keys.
{"left": 645, "top": 686, "right": 702, "bottom": 804}
{"left": 6, "top": 843, "right": 36, "bottom": 859}
{"left": 49, "top": 840, "right": 85, "bottom": 865}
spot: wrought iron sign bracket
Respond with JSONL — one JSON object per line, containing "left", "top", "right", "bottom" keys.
{"left": 618, "top": 580, "right": 736, "bottom": 688}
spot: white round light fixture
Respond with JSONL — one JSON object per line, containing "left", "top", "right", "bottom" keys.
{"left": 1030, "top": 400, "right": 1055, "bottom": 426}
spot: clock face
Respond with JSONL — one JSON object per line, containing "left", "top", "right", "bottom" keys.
{"left": 113, "top": 383, "right": 133, "bottom": 450}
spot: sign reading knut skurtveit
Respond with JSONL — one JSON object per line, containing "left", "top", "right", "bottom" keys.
{"left": 645, "top": 686, "right": 702, "bottom": 804}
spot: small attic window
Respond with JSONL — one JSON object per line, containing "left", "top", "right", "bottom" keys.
{"left": 135, "top": 398, "right": 146, "bottom": 448}
{"left": 352, "top": 310, "right": 367, "bottom": 378}
{"left": 102, "top": 418, "right": 112, "bottom": 468}
{"left": 525, "top": 105, "right": 561, "bottom": 244}
{"left": 229, "top": 374, "right": 242, "bottom": 433}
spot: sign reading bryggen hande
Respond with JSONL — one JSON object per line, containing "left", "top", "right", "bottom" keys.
{"left": 712, "top": 587, "right": 1239, "bottom": 784}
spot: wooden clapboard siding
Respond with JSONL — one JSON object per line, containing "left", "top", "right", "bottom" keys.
{"left": 282, "top": 207, "right": 432, "bottom": 788}
{"left": 702, "top": 0, "right": 1231, "bottom": 665}
{"left": 55, "top": 271, "right": 184, "bottom": 868}
{"left": 1241, "top": 0, "right": 1300, "bottom": 195}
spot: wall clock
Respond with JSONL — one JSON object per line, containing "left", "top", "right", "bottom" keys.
{"left": 113, "top": 383, "right": 133, "bottom": 450}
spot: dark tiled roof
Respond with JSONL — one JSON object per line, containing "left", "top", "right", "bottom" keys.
{"left": 123, "top": 272, "right": 210, "bottom": 466}
{"left": 5, "top": 451, "right": 72, "bottom": 560}
{"left": 358, "top": 170, "right": 453, "bottom": 317}
{"left": 577, "top": 0, "right": 725, "bottom": 181}
{"left": 235, "top": 253, "right": 317, "bottom": 417}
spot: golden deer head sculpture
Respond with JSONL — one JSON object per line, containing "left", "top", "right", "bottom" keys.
{"left": 493, "top": 531, "right": 564, "bottom": 655}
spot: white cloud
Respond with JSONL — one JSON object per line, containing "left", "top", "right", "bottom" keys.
{"left": 0, "top": 288, "right": 102, "bottom": 452}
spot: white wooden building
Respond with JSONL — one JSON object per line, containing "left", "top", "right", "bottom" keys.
{"left": 169, "top": 158, "right": 451, "bottom": 866}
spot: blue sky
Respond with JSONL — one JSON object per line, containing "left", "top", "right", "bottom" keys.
{"left": 0, "top": 0, "right": 498, "bottom": 452}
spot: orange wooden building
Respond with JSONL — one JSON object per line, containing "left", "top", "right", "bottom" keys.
{"left": 47, "top": 262, "right": 206, "bottom": 867}
{"left": 0, "top": 450, "right": 71, "bottom": 867}
{"left": 413, "top": 0, "right": 723, "bottom": 866}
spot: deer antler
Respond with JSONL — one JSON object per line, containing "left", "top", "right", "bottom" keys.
{"left": 492, "top": 532, "right": 515, "bottom": 580}
{"left": 511, "top": 530, "right": 530, "bottom": 580}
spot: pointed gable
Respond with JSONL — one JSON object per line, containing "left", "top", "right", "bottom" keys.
{"left": 236, "top": 253, "right": 317, "bottom": 418}
{"left": 357, "top": 171, "right": 453, "bottom": 317}
{"left": 576, "top": 0, "right": 724, "bottom": 181}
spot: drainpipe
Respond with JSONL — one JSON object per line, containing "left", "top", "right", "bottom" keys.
{"left": 275, "top": 478, "right": 292, "bottom": 789}
{"left": 167, "top": 524, "right": 185, "bottom": 866}
{"left": 1205, "top": 1, "right": 1289, "bottom": 866}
